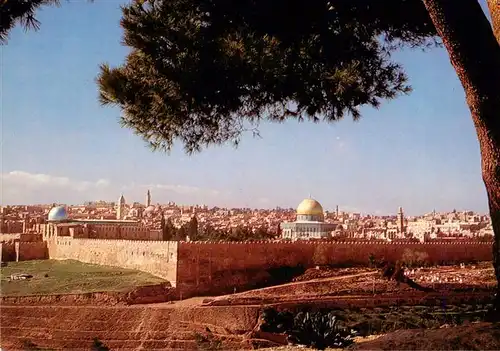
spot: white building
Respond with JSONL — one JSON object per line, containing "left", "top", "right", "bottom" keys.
{"left": 281, "top": 198, "right": 337, "bottom": 241}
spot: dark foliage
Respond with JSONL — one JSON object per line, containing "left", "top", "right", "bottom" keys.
{"left": 195, "top": 224, "right": 275, "bottom": 241}
{"left": 97, "top": 0, "right": 439, "bottom": 153}
{"left": 21, "top": 339, "right": 43, "bottom": 351}
{"left": 0, "top": 0, "right": 93, "bottom": 44}
{"left": 188, "top": 215, "right": 199, "bottom": 240}
{"left": 160, "top": 219, "right": 274, "bottom": 242}
{"left": 1, "top": 0, "right": 59, "bottom": 43}
{"left": 288, "top": 311, "right": 357, "bottom": 349}
{"left": 261, "top": 308, "right": 357, "bottom": 350}
{"left": 90, "top": 338, "right": 109, "bottom": 351}
{"left": 265, "top": 265, "right": 306, "bottom": 286}
{"left": 162, "top": 216, "right": 176, "bottom": 241}
{"left": 194, "top": 331, "right": 222, "bottom": 350}
{"left": 381, "top": 261, "right": 434, "bottom": 292}
{"left": 261, "top": 308, "right": 295, "bottom": 333}
{"left": 368, "top": 253, "right": 376, "bottom": 268}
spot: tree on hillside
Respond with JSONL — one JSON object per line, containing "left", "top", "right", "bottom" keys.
{"left": 175, "top": 224, "right": 188, "bottom": 241}
{"left": 162, "top": 216, "right": 176, "bottom": 241}
{"left": 188, "top": 215, "right": 199, "bottom": 241}
{"left": 97, "top": 0, "right": 500, "bottom": 317}
{"left": 0, "top": 0, "right": 93, "bottom": 44}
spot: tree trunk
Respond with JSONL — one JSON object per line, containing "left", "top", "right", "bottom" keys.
{"left": 487, "top": 0, "right": 500, "bottom": 44}
{"left": 421, "top": 0, "right": 500, "bottom": 319}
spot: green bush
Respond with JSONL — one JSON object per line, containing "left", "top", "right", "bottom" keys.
{"left": 91, "top": 338, "right": 109, "bottom": 351}
{"left": 288, "top": 311, "right": 357, "bottom": 350}
{"left": 261, "top": 308, "right": 358, "bottom": 350}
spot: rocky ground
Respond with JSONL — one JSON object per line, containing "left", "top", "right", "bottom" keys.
{"left": 0, "top": 262, "right": 497, "bottom": 350}
{"left": 261, "top": 323, "right": 500, "bottom": 351}
{"left": 203, "top": 262, "right": 495, "bottom": 307}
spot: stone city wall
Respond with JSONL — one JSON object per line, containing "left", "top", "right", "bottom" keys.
{"left": 18, "top": 242, "right": 48, "bottom": 261}
{"left": 1, "top": 242, "right": 16, "bottom": 262}
{"left": 176, "top": 241, "right": 493, "bottom": 297}
{"left": 0, "top": 241, "right": 47, "bottom": 262}
{"left": 49, "top": 238, "right": 178, "bottom": 285}
{"left": 2, "top": 238, "right": 493, "bottom": 298}
{"left": 0, "top": 221, "right": 23, "bottom": 234}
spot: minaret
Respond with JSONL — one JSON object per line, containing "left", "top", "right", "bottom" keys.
{"left": 117, "top": 193, "right": 126, "bottom": 220}
{"left": 146, "top": 190, "right": 151, "bottom": 207}
{"left": 336, "top": 205, "right": 339, "bottom": 218}
{"left": 397, "top": 206, "right": 405, "bottom": 236}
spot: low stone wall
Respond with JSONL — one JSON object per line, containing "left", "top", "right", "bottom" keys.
{"left": 0, "top": 283, "right": 177, "bottom": 306}
{"left": 18, "top": 242, "right": 48, "bottom": 261}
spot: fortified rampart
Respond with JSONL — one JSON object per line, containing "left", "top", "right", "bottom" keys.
{"left": 48, "top": 237, "right": 178, "bottom": 284}
{"left": 176, "top": 241, "right": 493, "bottom": 297}
{"left": 1, "top": 242, "right": 17, "bottom": 262}
{"left": 0, "top": 242, "right": 48, "bottom": 262}
{"left": 0, "top": 238, "right": 493, "bottom": 298}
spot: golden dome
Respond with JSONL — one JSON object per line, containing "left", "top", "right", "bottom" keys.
{"left": 296, "top": 198, "right": 324, "bottom": 216}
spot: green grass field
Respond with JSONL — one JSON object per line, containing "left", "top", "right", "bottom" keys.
{"left": 0, "top": 259, "right": 166, "bottom": 296}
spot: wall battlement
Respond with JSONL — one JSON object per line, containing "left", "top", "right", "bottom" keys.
{"left": 3, "top": 237, "right": 493, "bottom": 299}
{"left": 179, "top": 240, "right": 492, "bottom": 245}
{"left": 56, "top": 238, "right": 177, "bottom": 246}
{"left": 175, "top": 240, "right": 493, "bottom": 297}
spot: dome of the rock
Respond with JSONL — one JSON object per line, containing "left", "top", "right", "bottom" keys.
{"left": 296, "top": 198, "right": 324, "bottom": 216}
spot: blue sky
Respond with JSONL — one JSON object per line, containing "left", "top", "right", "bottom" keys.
{"left": 0, "top": 1, "right": 493, "bottom": 215}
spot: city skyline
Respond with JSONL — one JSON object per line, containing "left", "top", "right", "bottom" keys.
{"left": 0, "top": 191, "right": 490, "bottom": 218}
{"left": 1, "top": 1, "right": 493, "bottom": 216}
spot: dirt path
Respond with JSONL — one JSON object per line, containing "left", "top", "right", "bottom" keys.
{"left": 210, "top": 271, "right": 379, "bottom": 301}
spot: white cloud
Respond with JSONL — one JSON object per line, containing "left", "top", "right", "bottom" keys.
{"left": 0, "top": 171, "right": 111, "bottom": 205}
{"left": 140, "top": 183, "right": 220, "bottom": 196}
{"left": 1, "top": 171, "right": 109, "bottom": 192}
{"left": 0, "top": 170, "right": 222, "bottom": 205}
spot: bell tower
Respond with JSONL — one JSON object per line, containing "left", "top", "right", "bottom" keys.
{"left": 117, "top": 194, "right": 126, "bottom": 220}
{"left": 397, "top": 206, "right": 405, "bottom": 236}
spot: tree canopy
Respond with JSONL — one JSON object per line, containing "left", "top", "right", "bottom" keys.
{"left": 97, "top": 0, "right": 439, "bottom": 154}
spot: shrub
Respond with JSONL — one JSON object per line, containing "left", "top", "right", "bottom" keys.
{"left": 368, "top": 253, "right": 376, "bottom": 268}
{"left": 91, "top": 338, "right": 109, "bottom": 351}
{"left": 22, "top": 340, "right": 42, "bottom": 351}
{"left": 261, "top": 308, "right": 358, "bottom": 350}
{"left": 261, "top": 308, "right": 295, "bottom": 333}
{"left": 194, "top": 331, "right": 222, "bottom": 350}
{"left": 288, "top": 311, "right": 357, "bottom": 350}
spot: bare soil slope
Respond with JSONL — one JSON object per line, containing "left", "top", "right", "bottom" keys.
{"left": 205, "top": 263, "right": 496, "bottom": 307}
{"left": 351, "top": 322, "right": 500, "bottom": 350}
{"left": 0, "top": 304, "right": 261, "bottom": 350}
{"left": 1, "top": 263, "right": 496, "bottom": 350}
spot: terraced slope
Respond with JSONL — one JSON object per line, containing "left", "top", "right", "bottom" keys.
{"left": 0, "top": 304, "right": 262, "bottom": 350}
